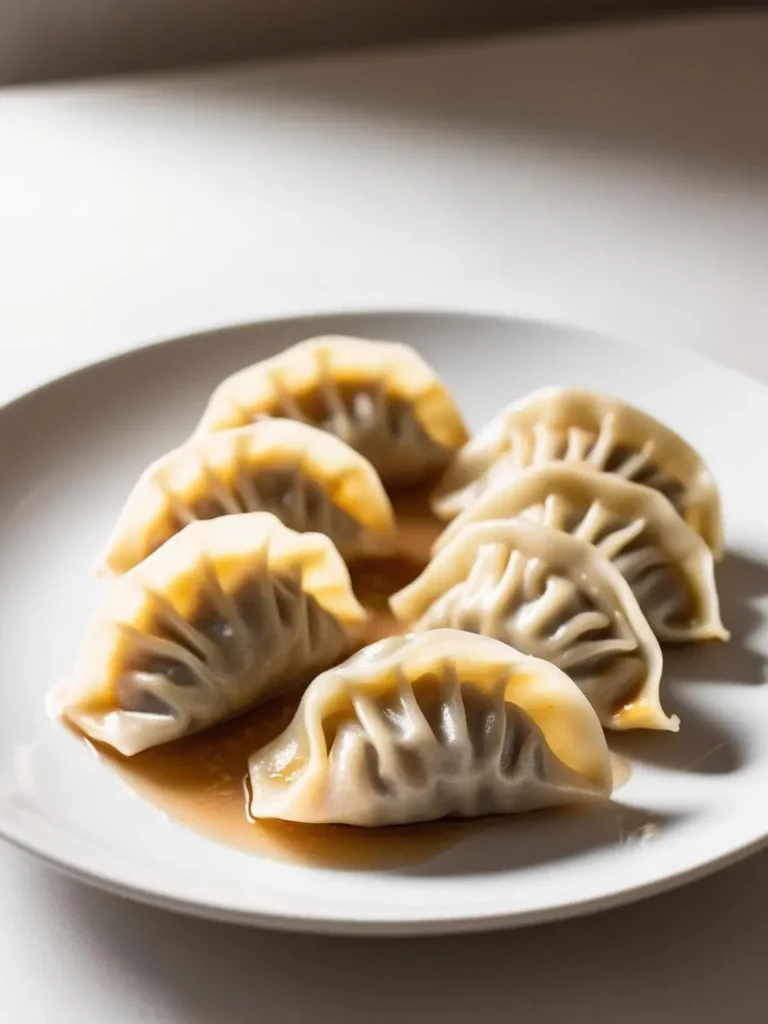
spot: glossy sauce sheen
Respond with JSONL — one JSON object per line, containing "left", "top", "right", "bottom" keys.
{"left": 93, "top": 488, "right": 629, "bottom": 866}
{"left": 98, "top": 488, "right": 481, "bottom": 868}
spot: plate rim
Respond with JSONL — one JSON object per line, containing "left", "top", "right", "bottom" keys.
{"left": 3, "top": 305, "right": 767, "bottom": 418}
{"left": 1, "top": 306, "right": 767, "bottom": 936}
{"left": 0, "top": 812, "right": 766, "bottom": 936}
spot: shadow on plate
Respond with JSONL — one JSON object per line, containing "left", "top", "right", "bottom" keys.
{"left": 608, "top": 683, "right": 747, "bottom": 776}
{"left": 395, "top": 802, "right": 686, "bottom": 878}
{"left": 665, "top": 550, "right": 768, "bottom": 687}
{"left": 609, "top": 549, "right": 768, "bottom": 776}
{"left": 190, "top": 801, "right": 687, "bottom": 878}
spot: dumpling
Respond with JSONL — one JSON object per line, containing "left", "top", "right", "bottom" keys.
{"left": 97, "top": 419, "right": 396, "bottom": 575}
{"left": 432, "top": 387, "right": 723, "bottom": 556}
{"left": 392, "top": 519, "right": 672, "bottom": 731}
{"left": 434, "top": 463, "right": 727, "bottom": 643}
{"left": 55, "top": 513, "right": 366, "bottom": 755}
{"left": 248, "top": 629, "right": 612, "bottom": 827}
{"left": 194, "top": 336, "right": 469, "bottom": 486}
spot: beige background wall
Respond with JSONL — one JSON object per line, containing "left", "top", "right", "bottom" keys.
{"left": 0, "top": 1, "right": 750, "bottom": 85}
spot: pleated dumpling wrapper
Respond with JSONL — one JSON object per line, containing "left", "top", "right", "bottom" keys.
{"left": 248, "top": 630, "right": 613, "bottom": 827}
{"left": 392, "top": 519, "right": 673, "bottom": 732}
{"left": 434, "top": 463, "right": 727, "bottom": 644}
{"left": 56, "top": 513, "right": 367, "bottom": 756}
{"left": 432, "top": 387, "right": 723, "bottom": 556}
{"left": 97, "top": 419, "right": 396, "bottom": 576}
{"left": 194, "top": 336, "right": 469, "bottom": 487}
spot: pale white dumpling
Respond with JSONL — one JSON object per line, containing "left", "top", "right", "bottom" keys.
{"left": 194, "top": 336, "right": 469, "bottom": 486}
{"left": 433, "top": 387, "right": 723, "bottom": 555}
{"left": 248, "top": 630, "right": 613, "bottom": 827}
{"left": 98, "top": 419, "right": 395, "bottom": 575}
{"left": 56, "top": 513, "right": 366, "bottom": 755}
{"left": 392, "top": 519, "right": 672, "bottom": 731}
{"left": 435, "top": 463, "right": 727, "bottom": 644}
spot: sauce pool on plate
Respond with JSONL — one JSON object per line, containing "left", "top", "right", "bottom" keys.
{"left": 77, "top": 487, "right": 630, "bottom": 867}
{"left": 91, "top": 487, "right": 476, "bottom": 868}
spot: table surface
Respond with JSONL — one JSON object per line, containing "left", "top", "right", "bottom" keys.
{"left": 1, "top": 12, "right": 767, "bottom": 1022}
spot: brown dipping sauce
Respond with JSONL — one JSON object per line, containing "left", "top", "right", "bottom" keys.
{"left": 85, "top": 487, "right": 630, "bottom": 867}
{"left": 94, "top": 487, "right": 480, "bottom": 868}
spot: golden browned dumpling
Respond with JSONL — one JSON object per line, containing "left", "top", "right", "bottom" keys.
{"left": 433, "top": 387, "right": 722, "bottom": 555}
{"left": 248, "top": 630, "right": 612, "bottom": 827}
{"left": 195, "top": 336, "right": 469, "bottom": 486}
{"left": 98, "top": 419, "right": 395, "bottom": 575}
{"left": 56, "top": 513, "right": 366, "bottom": 755}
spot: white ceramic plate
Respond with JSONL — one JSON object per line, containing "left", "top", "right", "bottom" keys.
{"left": 1, "top": 310, "right": 766, "bottom": 936}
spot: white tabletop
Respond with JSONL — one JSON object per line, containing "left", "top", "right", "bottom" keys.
{"left": 1, "top": 13, "right": 767, "bottom": 1021}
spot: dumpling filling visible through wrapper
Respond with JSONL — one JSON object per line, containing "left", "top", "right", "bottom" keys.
{"left": 392, "top": 518, "right": 674, "bottom": 732}
{"left": 432, "top": 386, "right": 723, "bottom": 557}
{"left": 194, "top": 336, "right": 469, "bottom": 487}
{"left": 434, "top": 463, "right": 727, "bottom": 644}
{"left": 55, "top": 513, "right": 366, "bottom": 755}
{"left": 97, "top": 418, "right": 396, "bottom": 575}
{"left": 248, "top": 629, "right": 613, "bottom": 827}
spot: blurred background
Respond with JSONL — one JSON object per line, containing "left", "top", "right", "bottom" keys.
{"left": 1, "top": 0, "right": 761, "bottom": 84}
{"left": 1, "top": 7, "right": 768, "bottom": 1024}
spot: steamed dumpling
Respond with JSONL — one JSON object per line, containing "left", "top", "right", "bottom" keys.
{"left": 248, "top": 630, "right": 612, "bottom": 827}
{"left": 194, "top": 336, "right": 469, "bottom": 486}
{"left": 435, "top": 463, "right": 726, "bottom": 643}
{"left": 98, "top": 419, "right": 396, "bottom": 575}
{"left": 432, "top": 387, "right": 723, "bottom": 555}
{"left": 392, "top": 519, "right": 672, "bottom": 731}
{"left": 56, "top": 513, "right": 366, "bottom": 755}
